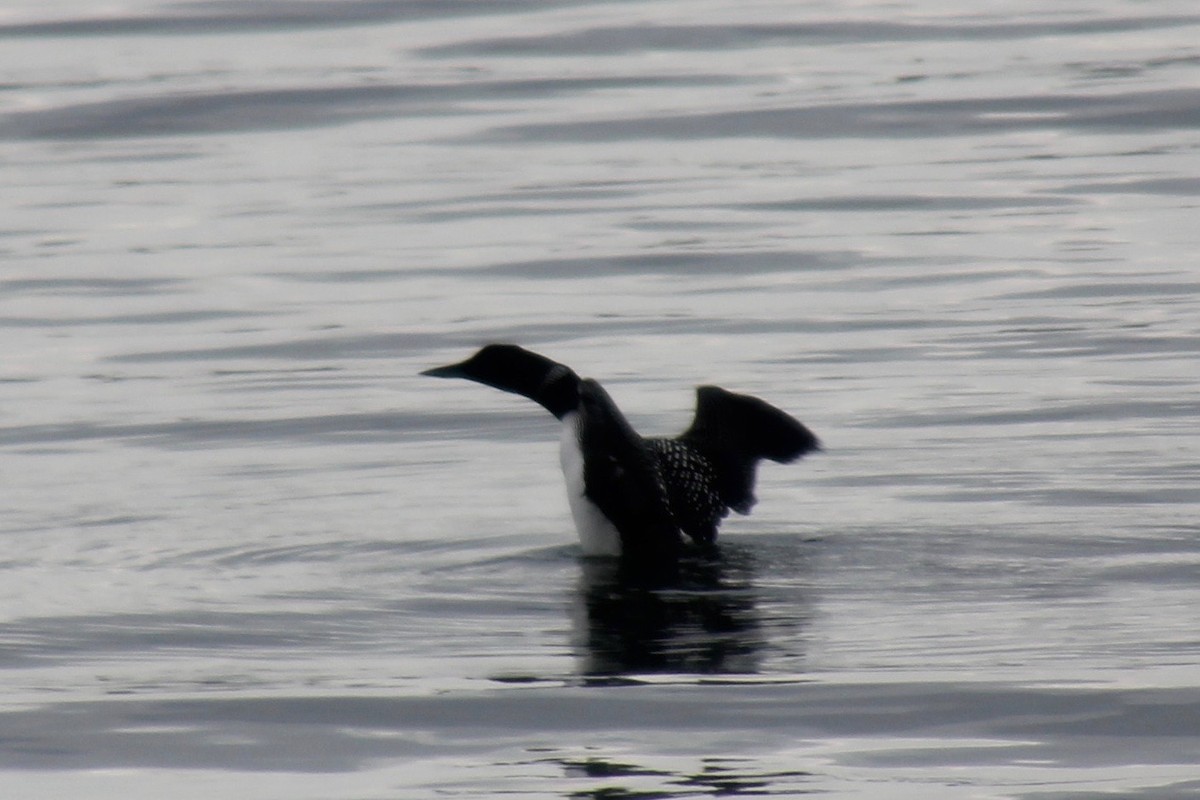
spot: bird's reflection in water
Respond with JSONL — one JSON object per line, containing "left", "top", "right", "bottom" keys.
{"left": 573, "top": 545, "right": 788, "bottom": 677}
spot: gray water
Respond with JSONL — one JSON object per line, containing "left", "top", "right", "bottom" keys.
{"left": 3, "top": 1, "right": 1200, "bottom": 797}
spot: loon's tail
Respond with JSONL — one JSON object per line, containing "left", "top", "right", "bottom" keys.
{"left": 680, "top": 386, "right": 819, "bottom": 514}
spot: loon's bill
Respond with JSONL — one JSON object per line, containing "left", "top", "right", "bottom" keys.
{"left": 422, "top": 344, "right": 819, "bottom": 561}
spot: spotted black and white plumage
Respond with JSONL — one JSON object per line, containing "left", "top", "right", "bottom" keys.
{"left": 645, "top": 438, "right": 726, "bottom": 546}
{"left": 422, "top": 344, "right": 819, "bottom": 564}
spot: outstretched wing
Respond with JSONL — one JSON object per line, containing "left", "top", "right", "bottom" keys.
{"left": 679, "top": 386, "right": 819, "bottom": 515}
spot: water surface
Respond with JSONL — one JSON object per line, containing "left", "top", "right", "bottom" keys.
{"left": 2, "top": 1, "right": 1199, "bottom": 797}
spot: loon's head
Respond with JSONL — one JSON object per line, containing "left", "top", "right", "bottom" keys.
{"left": 422, "top": 344, "right": 528, "bottom": 385}
{"left": 422, "top": 344, "right": 580, "bottom": 419}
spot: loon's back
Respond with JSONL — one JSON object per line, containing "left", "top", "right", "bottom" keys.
{"left": 648, "top": 383, "right": 819, "bottom": 545}
{"left": 645, "top": 437, "right": 727, "bottom": 546}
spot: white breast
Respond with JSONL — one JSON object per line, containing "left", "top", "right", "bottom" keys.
{"left": 558, "top": 412, "right": 622, "bottom": 556}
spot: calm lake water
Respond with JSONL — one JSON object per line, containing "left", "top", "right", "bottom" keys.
{"left": 3, "top": 1, "right": 1200, "bottom": 797}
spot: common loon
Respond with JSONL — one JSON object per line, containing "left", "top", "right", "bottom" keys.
{"left": 422, "top": 344, "right": 819, "bottom": 562}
